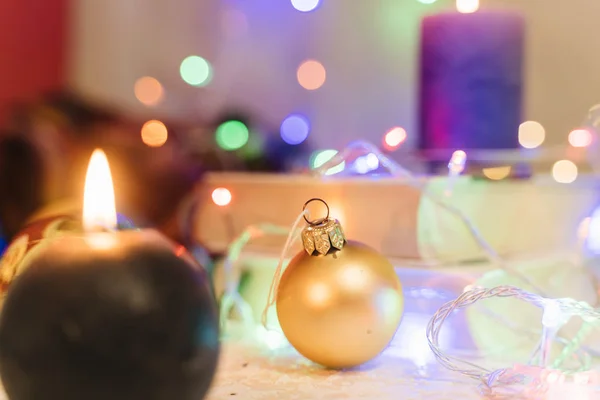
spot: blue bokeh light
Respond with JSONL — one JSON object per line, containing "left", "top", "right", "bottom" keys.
{"left": 587, "top": 206, "right": 600, "bottom": 255}
{"left": 280, "top": 114, "right": 311, "bottom": 145}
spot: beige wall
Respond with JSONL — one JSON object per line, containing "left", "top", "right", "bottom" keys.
{"left": 68, "top": 0, "right": 222, "bottom": 120}
{"left": 490, "top": 0, "right": 600, "bottom": 144}
{"left": 69, "top": 0, "right": 600, "bottom": 148}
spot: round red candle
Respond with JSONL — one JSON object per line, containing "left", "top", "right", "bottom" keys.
{"left": 0, "top": 150, "right": 219, "bottom": 400}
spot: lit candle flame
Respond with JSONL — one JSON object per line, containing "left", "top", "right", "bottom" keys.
{"left": 83, "top": 149, "right": 117, "bottom": 232}
{"left": 456, "top": 0, "right": 479, "bottom": 13}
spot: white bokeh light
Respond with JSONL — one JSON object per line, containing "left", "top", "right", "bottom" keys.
{"left": 552, "top": 160, "right": 578, "bottom": 184}
{"left": 291, "top": 0, "right": 320, "bottom": 12}
{"left": 518, "top": 121, "right": 545, "bottom": 149}
{"left": 456, "top": 0, "right": 479, "bottom": 13}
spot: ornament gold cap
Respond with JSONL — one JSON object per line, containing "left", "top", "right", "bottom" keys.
{"left": 301, "top": 198, "right": 346, "bottom": 256}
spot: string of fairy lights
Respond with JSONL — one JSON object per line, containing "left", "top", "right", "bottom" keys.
{"left": 211, "top": 138, "right": 600, "bottom": 397}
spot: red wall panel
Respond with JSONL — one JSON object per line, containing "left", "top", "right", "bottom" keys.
{"left": 0, "top": 0, "right": 68, "bottom": 123}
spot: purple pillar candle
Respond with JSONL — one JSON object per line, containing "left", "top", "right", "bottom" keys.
{"left": 419, "top": 11, "right": 525, "bottom": 151}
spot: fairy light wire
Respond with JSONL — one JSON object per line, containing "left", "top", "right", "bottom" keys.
{"left": 310, "top": 140, "right": 600, "bottom": 392}
{"left": 426, "top": 285, "right": 598, "bottom": 394}
{"left": 312, "top": 140, "right": 547, "bottom": 295}
{"left": 218, "top": 223, "right": 290, "bottom": 330}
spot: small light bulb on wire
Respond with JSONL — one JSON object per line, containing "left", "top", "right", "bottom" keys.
{"left": 448, "top": 150, "right": 467, "bottom": 174}
{"left": 445, "top": 150, "right": 467, "bottom": 197}
{"left": 542, "top": 300, "right": 564, "bottom": 330}
{"left": 541, "top": 300, "right": 568, "bottom": 367}
{"left": 383, "top": 127, "right": 407, "bottom": 151}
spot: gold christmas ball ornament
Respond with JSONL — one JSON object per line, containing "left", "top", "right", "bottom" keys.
{"left": 276, "top": 198, "right": 404, "bottom": 369}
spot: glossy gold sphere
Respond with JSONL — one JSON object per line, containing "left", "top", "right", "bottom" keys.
{"left": 276, "top": 241, "right": 404, "bottom": 369}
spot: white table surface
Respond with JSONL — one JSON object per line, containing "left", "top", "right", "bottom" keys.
{"left": 207, "top": 324, "right": 481, "bottom": 400}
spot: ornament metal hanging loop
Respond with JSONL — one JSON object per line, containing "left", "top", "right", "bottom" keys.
{"left": 302, "top": 198, "right": 330, "bottom": 226}
{"left": 300, "top": 198, "right": 346, "bottom": 255}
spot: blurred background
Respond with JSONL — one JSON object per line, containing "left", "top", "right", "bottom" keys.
{"left": 0, "top": 0, "right": 599, "bottom": 245}
{"left": 3, "top": 0, "right": 598, "bottom": 146}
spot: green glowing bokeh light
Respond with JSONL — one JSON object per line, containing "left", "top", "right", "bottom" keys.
{"left": 216, "top": 120, "right": 250, "bottom": 151}
{"left": 310, "top": 150, "right": 345, "bottom": 175}
{"left": 180, "top": 56, "right": 213, "bottom": 87}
